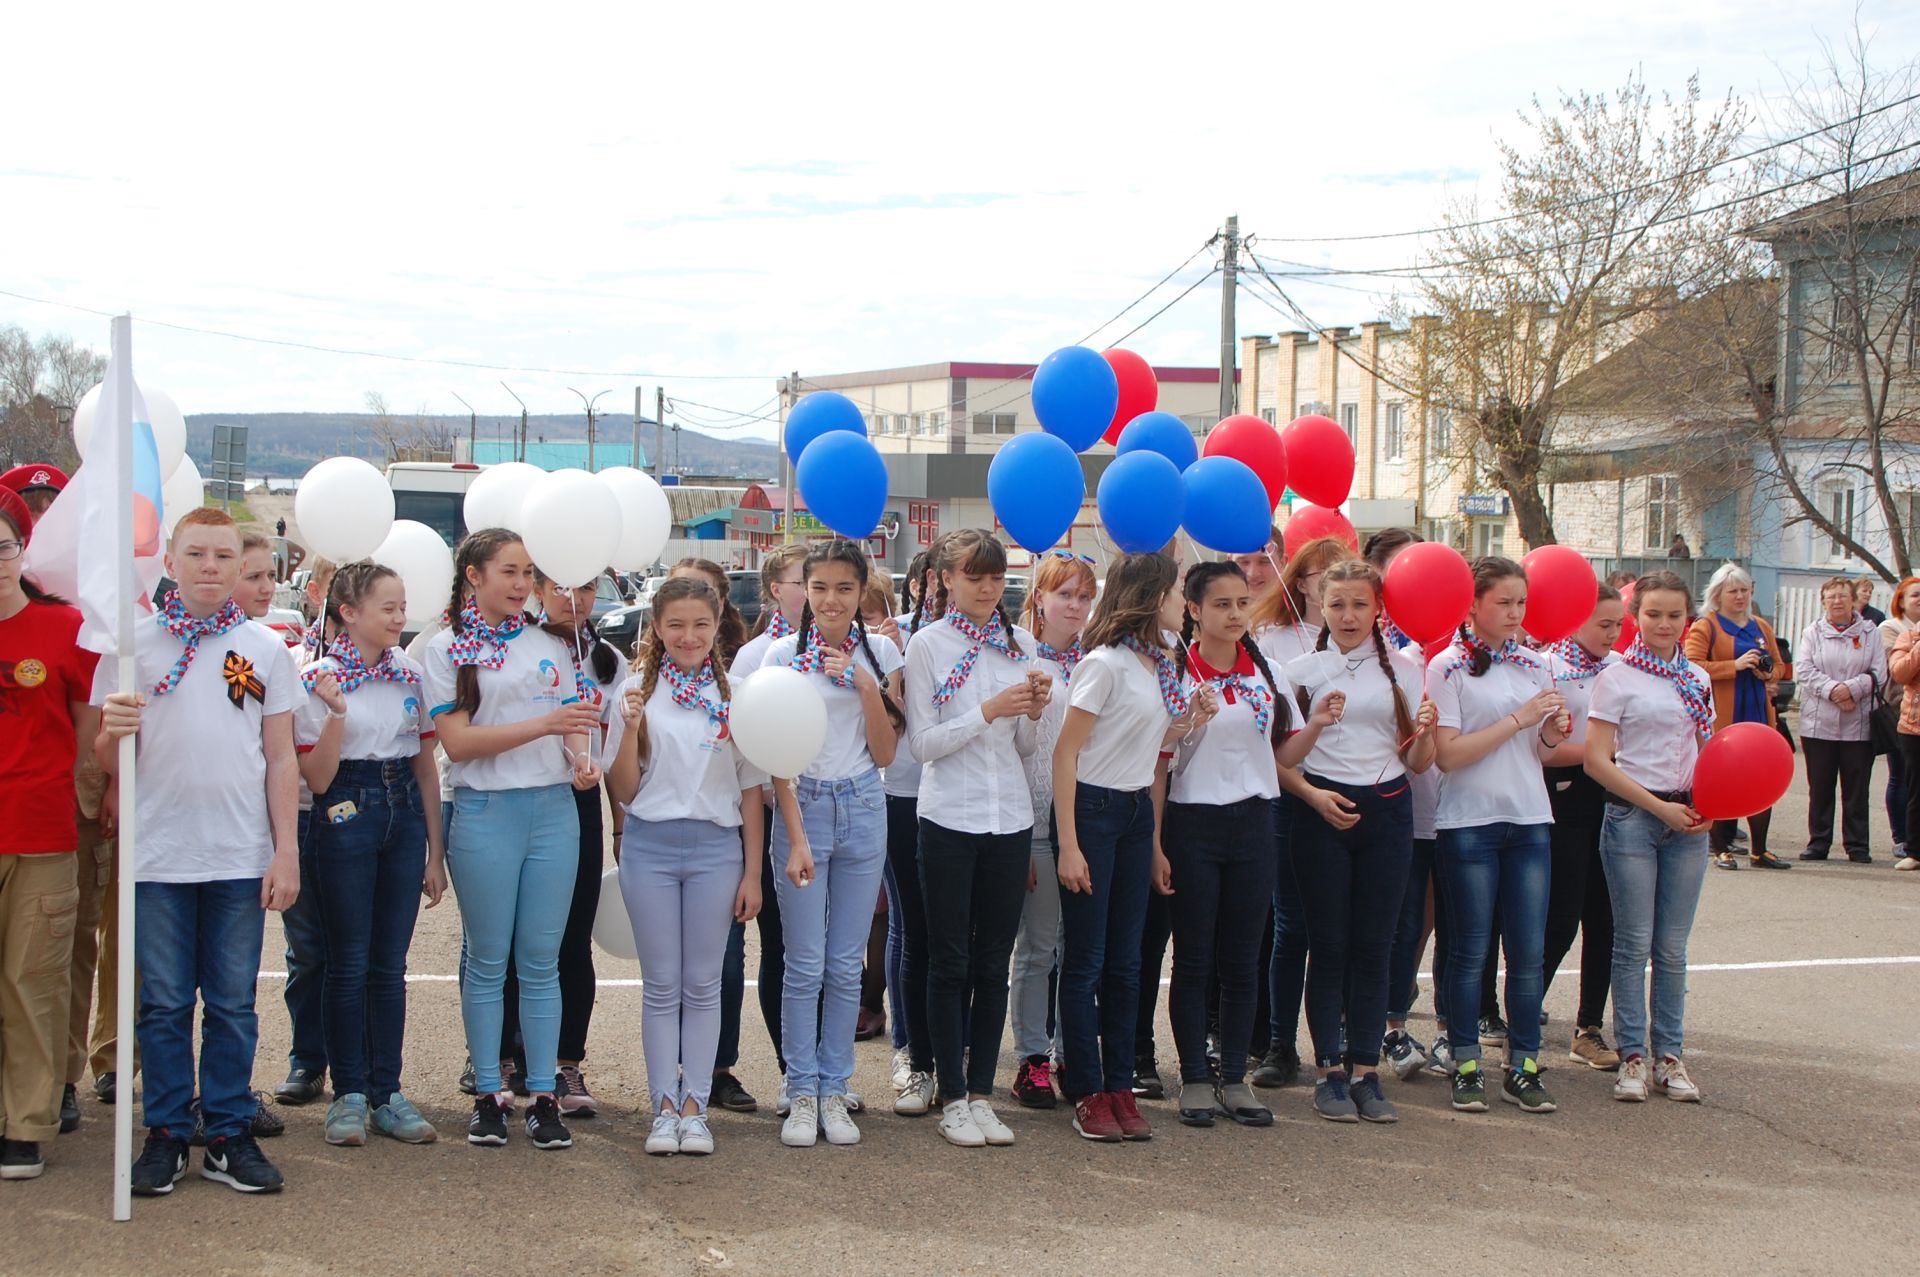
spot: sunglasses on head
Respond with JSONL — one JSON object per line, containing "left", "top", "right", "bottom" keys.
{"left": 1048, "top": 550, "right": 1096, "bottom": 565}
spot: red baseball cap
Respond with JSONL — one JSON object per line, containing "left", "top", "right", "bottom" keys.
{"left": 0, "top": 486, "right": 32, "bottom": 547}
{"left": 0, "top": 463, "right": 69, "bottom": 497}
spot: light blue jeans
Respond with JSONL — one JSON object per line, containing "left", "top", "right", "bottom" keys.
{"left": 447, "top": 784, "right": 579, "bottom": 1095}
{"left": 1009, "top": 824, "right": 1063, "bottom": 1060}
{"left": 1600, "top": 803, "right": 1709, "bottom": 1061}
{"left": 772, "top": 769, "right": 887, "bottom": 1099}
{"left": 619, "top": 817, "right": 744, "bottom": 1114}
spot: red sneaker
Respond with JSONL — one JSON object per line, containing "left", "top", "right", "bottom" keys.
{"left": 1108, "top": 1090, "right": 1153, "bottom": 1141}
{"left": 1071, "top": 1092, "right": 1123, "bottom": 1142}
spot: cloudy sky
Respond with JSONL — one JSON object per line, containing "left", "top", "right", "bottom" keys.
{"left": 5, "top": 0, "right": 1915, "bottom": 442}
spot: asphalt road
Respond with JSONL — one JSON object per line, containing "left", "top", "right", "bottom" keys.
{"left": 9, "top": 756, "right": 1918, "bottom": 1276}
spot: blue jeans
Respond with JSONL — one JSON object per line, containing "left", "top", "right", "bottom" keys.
{"left": 883, "top": 793, "right": 933, "bottom": 1072}
{"left": 283, "top": 809, "right": 328, "bottom": 1075}
{"left": 1388, "top": 837, "right": 1449, "bottom": 1024}
{"left": 311, "top": 759, "right": 428, "bottom": 1104}
{"left": 1436, "top": 821, "right": 1550, "bottom": 1067}
{"left": 771, "top": 769, "right": 887, "bottom": 1098}
{"left": 1600, "top": 804, "right": 1710, "bottom": 1061}
{"left": 447, "top": 784, "right": 580, "bottom": 1095}
{"left": 882, "top": 855, "right": 908, "bottom": 1053}
{"left": 135, "top": 879, "right": 265, "bottom": 1140}
{"left": 1058, "top": 783, "right": 1155, "bottom": 1098}
{"left": 1266, "top": 793, "right": 1309, "bottom": 1052}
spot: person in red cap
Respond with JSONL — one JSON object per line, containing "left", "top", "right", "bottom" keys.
{"left": 0, "top": 465, "right": 69, "bottom": 520}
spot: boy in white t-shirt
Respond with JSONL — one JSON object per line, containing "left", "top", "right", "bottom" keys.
{"left": 97, "top": 508, "right": 301, "bottom": 1197}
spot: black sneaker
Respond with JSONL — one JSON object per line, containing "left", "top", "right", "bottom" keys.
{"left": 93, "top": 1072, "right": 117, "bottom": 1104}
{"left": 458, "top": 1056, "right": 478, "bottom": 1096}
{"left": 467, "top": 1095, "right": 509, "bottom": 1147}
{"left": 1501, "top": 1060, "right": 1558, "bottom": 1114}
{"left": 503, "top": 1059, "right": 530, "bottom": 1099}
{"left": 273, "top": 1067, "right": 325, "bottom": 1106}
{"left": 250, "top": 1092, "right": 286, "bottom": 1138}
{"left": 710, "top": 1071, "right": 758, "bottom": 1113}
{"left": 131, "top": 1130, "right": 188, "bottom": 1196}
{"left": 0, "top": 1138, "right": 45, "bottom": 1181}
{"left": 1132, "top": 1055, "right": 1166, "bottom": 1100}
{"left": 1450, "top": 1060, "right": 1489, "bottom": 1112}
{"left": 525, "top": 1095, "right": 572, "bottom": 1150}
{"left": 1477, "top": 1014, "right": 1509, "bottom": 1047}
{"left": 1251, "top": 1044, "right": 1301, "bottom": 1089}
{"left": 59, "top": 1084, "right": 81, "bottom": 1134}
{"left": 1012, "top": 1056, "right": 1058, "bottom": 1110}
{"left": 201, "top": 1133, "right": 284, "bottom": 1193}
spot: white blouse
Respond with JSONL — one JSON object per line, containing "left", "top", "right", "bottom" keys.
{"left": 903, "top": 616, "right": 1040, "bottom": 836}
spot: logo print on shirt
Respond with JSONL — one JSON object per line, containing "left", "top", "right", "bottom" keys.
{"left": 11, "top": 658, "right": 47, "bottom": 689}
{"left": 537, "top": 659, "right": 562, "bottom": 688}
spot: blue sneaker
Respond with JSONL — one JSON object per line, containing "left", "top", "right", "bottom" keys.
{"left": 324, "top": 1093, "right": 369, "bottom": 1146}
{"left": 372, "top": 1094, "right": 438, "bottom": 1144}
{"left": 1312, "top": 1070, "right": 1359, "bottom": 1122}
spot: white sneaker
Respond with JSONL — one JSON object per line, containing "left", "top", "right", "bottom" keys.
{"left": 676, "top": 1112, "right": 714, "bottom": 1155}
{"left": 938, "top": 1099, "right": 985, "bottom": 1147}
{"left": 894, "top": 1071, "right": 936, "bottom": 1117}
{"left": 968, "top": 1099, "right": 1014, "bottom": 1146}
{"left": 844, "top": 1089, "right": 865, "bottom": 1113}
{"left": 775, "top": 1077, "right": 792, "bottom": 1117}
{"left": 820, "top": 1094, "right": 861, "bottom": 1145}
{"left": 645, "top": 1111, "right": 680, "bottom": 1155}
{"left": 1655, "top": 1054, "right": 1702, "bottom": 1103}
{"left": 780, "top": 1095, "right": 818, "bottom": 1147}
{"left": 1613, "top": 1055, "right": 1650, "bottom": 1102}
{"left": 1896, "top": 856, "right": 1920, "bottom": 870}
{"left": 890, "top": 1049, "right": 912, "bottom": 1092}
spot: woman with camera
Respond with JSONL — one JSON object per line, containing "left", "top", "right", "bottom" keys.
{"left": 1684, "top": 564, "right": 1789, "bottom": 870}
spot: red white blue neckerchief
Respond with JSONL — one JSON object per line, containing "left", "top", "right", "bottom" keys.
{"left": 1120, "top": 634, "right": 1190, "bottom": 717}
{"left": 151, "top": 593, "right": 246, "bottom": 696}
{"left": 1381, "top": 617, "right": 1413, "bottom": 650}
{"left": 789, "top": 624, "right": 857, "bottom": 689}
{"left": 1621, "top": 637, "right": 1714, "bottom": 736}
{"left": 1187, "top": 643, "right": 1271, "bottom": 735}
{"left": 551, "top": 621, "right": 603, "bottom": 706}
{"left": 1036, "top": 637, "right": 1082, "bottom": 684}
{"left": 1549, "top": 639, "right": 1607, "bottom": 685}
{"left": 765, "top": 612, "right": 796, "bottom": 641}
{"left": 932, "top": 611, "right": 1028, "bottom": 706}
{"left": 662, "top": 658, "right": 728, "bottom": 726}
{"left": 1441, "top": 630, "right": 1541, "bottom": 681}
{"left": 446, "top": 597, "right": 525, "bottom": 671}
{"left": 303, "top": 634, "right": 420, "bottom": 695}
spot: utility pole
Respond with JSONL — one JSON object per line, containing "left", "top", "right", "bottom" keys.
{"left": 781, "top": 370, "right": 799, "bottom": 544}
{"left": 631, "top": 387, "right": 643, "bottom": 469}
{"left": 1219, "top": 213, "right": 1239, "bottom": 424}
{"left": 654, "top": 387, "right": 666, "bottom": 481}
{"left": 568, "top": 387, "right": 609, "bottom": 471}
{"left": 671, "top": 422, "right": 681, "bottom": 474}
{"left": 452, "top": 392, "right": 476, "bottom": 459}
{"left": 501, "top": 382, "right": 528, "bottom": 463}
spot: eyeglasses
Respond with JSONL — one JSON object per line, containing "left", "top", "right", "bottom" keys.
{"left": 1048, "top": 550, "right": 1096, "bottom": 565}
{"left": 0, "top": 540, "right": 21, "bottom": 562}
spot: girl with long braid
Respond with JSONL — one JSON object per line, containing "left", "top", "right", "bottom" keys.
{"left": 606, "top": 576, "right": 805, "bottom": 1155}
{"left": 1280, "top": 559, "right": 1437, "bottom": 1123}
{"left": 761, "top": 538, "right": 905, "bottom": 1147}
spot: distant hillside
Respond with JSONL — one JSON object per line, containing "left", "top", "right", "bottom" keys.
{"left": 184, "top": 412, "right": 781, "bottom": 480}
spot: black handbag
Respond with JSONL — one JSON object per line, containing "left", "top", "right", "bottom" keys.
{"left": 1870, "top": 674, "right": 1901, "bottom": 756}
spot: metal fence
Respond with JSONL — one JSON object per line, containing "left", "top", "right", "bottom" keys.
{"left": 1583, "top": 556, "right": 1730, "bottom": 599}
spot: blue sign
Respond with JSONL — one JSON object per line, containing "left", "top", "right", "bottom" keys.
{"left": 1458, "top": 494, "right": 1510, "bottom": 517}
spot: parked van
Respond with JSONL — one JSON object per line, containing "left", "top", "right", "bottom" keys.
{"left": 386, "top": 461, "right": 486, "bottom": 546}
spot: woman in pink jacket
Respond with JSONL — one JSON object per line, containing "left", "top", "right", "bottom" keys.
{"left": 1796, "top": 577, "right": 1887, "bottom": 864}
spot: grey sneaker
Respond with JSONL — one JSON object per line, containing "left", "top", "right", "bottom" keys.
{"left": 324, "top": 1093, "right": 369, "bottom": 1146}
{"left": 1351, "top": 1072, "right": 1399, "bottom": 1123}
{"left": 1312, "top": 1070, "right": 1359, "bottom": 1123}
{"left": 371, "top": 1094, "right": 438, "bottom": 1144}
{"left": 1383, "top": 1029, "right": 1426, "bottom": 1080}
{"left": 1176, "top": 1081, "right": 1217, "bottom": 1127}
{"left": 1424, "top": 1035, "right": 1456, "bottom": 1077}
{"left": 1215, "top": 1079, "right": 1273, "bottom": 1127}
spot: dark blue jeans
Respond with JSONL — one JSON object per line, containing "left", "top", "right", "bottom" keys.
{"left": 311, "top": 759, "right": 428, "bottom": 1104}
{"left": 1437, "top": 821, "right": 1551, "bottom": 1067}
{"left": 1388, "top": 837, "right": 1449, "bottom": 1024}
{"left": 135, "top": 878, "right": 265, "bottom": 1140}
{"left": 1291, "top": 778, "right": 1413, "bottom": 1070}
{"left": 1164, "top": 796, "right": 1276, "bottom": 1084}
{"left": 1266, "top": 792, "right": 1308, "bottom": 1052}
{"left": 919, "top": 819, "right": 1031, "bottom": 1100}
{"left": 884, "top": 794, "right": 933, "bottom": 1073}
{"left": 283, "top": 809, "right": 328, "bottom": 1076}
{"left": 1058, "top": 783, "right": 1154, "bottom": 1098}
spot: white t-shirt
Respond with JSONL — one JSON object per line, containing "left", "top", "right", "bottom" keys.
{"left": 602, "top": 673, "right": 768, "bottom": 827}
{"left": 729, "top": 630, "right": 778, "bottom": 681}
{"left": 1428, "top": 642, "right": 1553, "bottom": 828}
{"left": 1286, "top": 643, "right": 1425, "bottom": 786}
{"left": 1168, "top": 648, "right": 1286, "bottom": 805}
{"left": 1021, "top": 649, "right": 1074, "bottom": 834}
{"left": 294, "top": 649, "right": 434, "bottom": 763}
{"left": 406, "top": 622, "right": 452, "bottom": 807}
{"left": 421, "top": 622, "right": 577, "bottom": 791}
{"left": 1547, "top": 648, "right": 1619, "bottom": 748}
{"left": 881, "top": 616, "right": 923, "bottom": 799}
{"left": 1067, "top": 644, "right": 1173, "bottom": 792}
{"left": 1586, "top": 659, "right": 1712, "bottom": 793}
{"left": 92, "top": 615, "right": 297, "bottom": 883}
{"left": 762, "top": 629, "right": 905, "bottom": 781}
{"left": 902, "top": 616, "right": 1039, "bottom": 835}
{"left": 1257, "top": 621, "right": 1323, "bottom": 670}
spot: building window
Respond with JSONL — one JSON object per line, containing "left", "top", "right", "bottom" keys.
{"left": 909, "top": 500, "right": 939, "bottom": 545}
{"left": 871, "top": 413, "right": 888, "bottom": 435}
{"left": 1339, "top": 403, "right": 1358, "bottom": 441}
{"left": 887, "top": 413, "right": 906, "bottom": 435}
{"left": 1423, "top": 518, "right": 1453, "bottom": 548}
{"left": 971, "top": 412, "right": 1016, "bottom": 436}
{"left": 1261, "top": 407, "right": 1276, "bottom": 425}
{"left": 1901, "top": 490, "right": 1920, "bottom": 565}
{"left": 1473, "top": 520, "right": 1506, "bottom": 558}
{"left": 1827, "top": 290, "right": 1854, "bottom": 376}
{"left": 928, "top": 410, "right": 946, "bottom": 436}
{"left": 1645, "top": 475, "right": 1679, "bottom": 550}
{"left": 1297, "top": 402, "right": 1319, "bottom": 419}
{"left": 1427, "top": 406, "right": 1452, "bottom": 454}
{"left": 1382, "top": 403, "right": 1405, "bottom": 461}
{"left": 908, "top": 413, "right": 923, "bottom": 436}
{"left": 1818, "top": 478, "right": 1855, "bottom": 561}
{"left": 1180, "top": 413, "right": 1219, "bottom": 436}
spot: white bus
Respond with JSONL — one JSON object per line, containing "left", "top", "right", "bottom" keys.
{"left": 386, "top": 461, "right": 486, "bottom": 546}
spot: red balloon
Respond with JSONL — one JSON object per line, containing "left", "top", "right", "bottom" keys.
{"left": 1520, "top": 544, "right": 1599, "bottom": 645}
{"left": 1692, "top": 722, "right": 1794, "bottom": 820}
{"left": 1612, "top": 581, "right": 1638, "bottom": 653}
{"left": 1383, "top": 542, "right": 1475, "bottom": 645}
{"left": 1282, "top": 504, "right": 1358, "bottom": 560}
{"left": 1281, "top": 415, "right": 1355, "bottom": 508}
{"left": 1203, "top": 415, "right": 1288, "bottom": 509}
{"left": 1100, "top": 350, "right": 1159, "bottom": 446}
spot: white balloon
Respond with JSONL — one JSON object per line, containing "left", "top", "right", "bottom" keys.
{"left": 729, "top": 666, "right": 827, "bottom": 779}
{"left": 161, "top": 455, "right": 205, "bottom": 534}
{"left": 590, "top": 867, "right": 638, "bottom": 961}
{"left": 295, "top": 457, "right": 395, "bottom": 562}
{"left": 521, "top": 468, "right": 621, "bottom": 588}
{"left": 462, "top": 461, "right": 543, "bottom": 534}
{"left": 370, "top": 519, "right": 456, "bottom": 626}
{"left": 73, "top": 380, "right": 188, "bottom": 479}
{"left": 597, "top": 466, "right": 674, "bottom": 571}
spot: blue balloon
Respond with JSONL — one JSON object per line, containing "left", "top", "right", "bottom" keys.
{"left": 1097, "top": 451, "right": 1183, "bottom": 554}
{"left": 988, "top": 432, "right": 1086, "bottom": 553}
{"left": 1181, "top": 456, "right": 1273, "bottom": 554}
{"left": 1114, "top": 411, "right": 1198, "bottom": 472}
{"left": 785, "top": 392, "right": 868, "bottom": 465}
{"left": 1032, "top": 347, "right": 1119, "bottom": 452}
{"left": 796, "top": 432, "right": 888, "bottom": 540}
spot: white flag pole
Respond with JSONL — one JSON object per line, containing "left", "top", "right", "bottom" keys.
{"left": 109, "top": 314, "right": 138, "bottom": 1222}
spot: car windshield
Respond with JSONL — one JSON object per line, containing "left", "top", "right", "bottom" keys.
{"left": 392, "top": 491, "right": 465, "bottom": 546}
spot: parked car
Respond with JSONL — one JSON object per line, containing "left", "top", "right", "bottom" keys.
{"left": 262, "top": 605, "right": 307, "bottom": 650}
{"left": 599, "top": 570, "right": 762, "bottom": 661}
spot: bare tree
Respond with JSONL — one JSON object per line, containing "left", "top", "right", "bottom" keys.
{"left": 364, "top": 390, "right": 407, "bottom": 462}
{"left": 39, "top": 335, "right": 107, "bottom": 411}
{"left": 0, "top": 325, "right": 41, "bottom": 406}
{"left": 412, "top": 402, "right": 458, "bottom": 455}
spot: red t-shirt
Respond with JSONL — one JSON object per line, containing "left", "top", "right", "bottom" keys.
{"left": 0, "top": 600, "right": 100, "bottom": 854}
